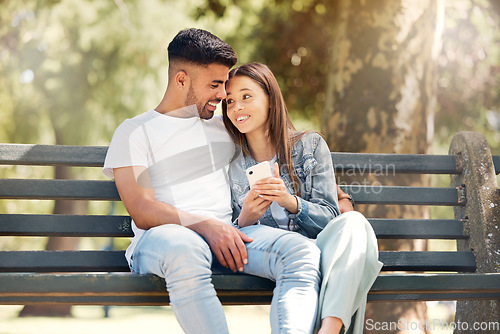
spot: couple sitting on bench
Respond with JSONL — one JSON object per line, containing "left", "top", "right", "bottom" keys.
{"left": 103, "top": 28, "right": 382, "bottom": 334}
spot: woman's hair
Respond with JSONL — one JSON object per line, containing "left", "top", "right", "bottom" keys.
{"left": 222, "top": 62, "right": 305, "bottom": 197}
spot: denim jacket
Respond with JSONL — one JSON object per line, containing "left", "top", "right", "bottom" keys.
{"left": 229, "top": 132, "right": 340, "bottom": 239}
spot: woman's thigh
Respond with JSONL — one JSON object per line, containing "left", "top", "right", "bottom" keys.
{"left": 240, "top": 225, "right": 320, "bottom": 280}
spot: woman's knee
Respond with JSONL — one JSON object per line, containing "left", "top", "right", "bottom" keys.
{"left": 334, "top": 211, "right": 371, "bottom": 233}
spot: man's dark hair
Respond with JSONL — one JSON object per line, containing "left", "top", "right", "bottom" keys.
{"left": 168, "top": 28, "right": 237, "bottom": 68}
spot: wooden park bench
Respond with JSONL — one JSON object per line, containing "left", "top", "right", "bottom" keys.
{"left": 0, "top": 131, "right": 499, "bottom": 327}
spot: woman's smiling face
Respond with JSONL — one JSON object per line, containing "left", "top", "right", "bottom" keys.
{"left": 225, "top": 75, "right": 270, "bottom": 136}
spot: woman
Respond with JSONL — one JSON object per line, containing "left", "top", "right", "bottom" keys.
{"left": 222, "top": 63, "right": 383, "bottom": 334}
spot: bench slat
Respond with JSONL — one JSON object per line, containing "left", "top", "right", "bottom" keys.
{"left": 369, "top": 218, "right": 466, "bottom": 239}
{"left": 342, "top": 185, "right": 461, "bottom": 206}
{"left": 0, "top": 273, "right": 498, "bottom": 304}
{"left": 380, "top": 251, "right": 476, "bottom": 272}
{"left": 0, "top": 144, "right": 107, "bottom": 166}
{"left": 0, "top": 214, "right": 132, "bottom": 237}
{"left": 0, "top": 214, "right": 466, "bottom": 239}
{"left": 0, "top": 179, "right": 119, "bottom": 200}
{"left": 493, "top": 155, "right": 500, "bottom": 175}
{"left": 0, "top": 179, "right": 462, "bottom": 205}
{"left": 0, "top": 144, "right": 458, "bottom": 173}
{"left": 1, "top": 144, "right": 499, "bottom": 175}
{"left": 331, "top": 153, "right": 461, "bottom": 174}
{"left": 0, "top": 251, "right": 476, "bottom": 272}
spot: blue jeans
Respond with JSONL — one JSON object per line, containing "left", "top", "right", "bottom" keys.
{"left": 130, "top": 224, "right": 321, "bottom": 334}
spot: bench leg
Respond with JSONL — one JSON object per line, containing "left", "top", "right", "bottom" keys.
{"left": 449, "top": 131, "right": 500, "bottom": 331}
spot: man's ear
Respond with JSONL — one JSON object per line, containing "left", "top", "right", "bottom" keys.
{"left": 175, "top": 70, "right": 189, "bottom": 91}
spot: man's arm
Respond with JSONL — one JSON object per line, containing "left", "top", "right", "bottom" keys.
{"left": 113, "top": 166, "right": 252, "bottom": 272}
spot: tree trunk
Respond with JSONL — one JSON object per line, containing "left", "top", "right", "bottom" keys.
{"left": 18, "top": 165, "right": 88, "bottom": 317}
{"left": 322, "top": 0, "right": 443, "bottom": 333}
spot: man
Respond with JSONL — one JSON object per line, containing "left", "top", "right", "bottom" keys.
{"left": 104, "top": 28, "right": 321, "bottom": 334}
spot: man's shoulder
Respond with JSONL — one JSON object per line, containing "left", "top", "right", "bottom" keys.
{"left": 122, "top": 110, "right": 156, "bottom": 125}
{"left": 113, "top": 110, "right": 155, "bottom": 133}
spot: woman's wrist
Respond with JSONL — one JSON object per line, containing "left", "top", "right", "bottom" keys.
{"left": 283, "top": 194, "right": 298, "bottom": 214}
{"left": 237, "top": 212, "right": 258, "bottom": 228}
{"left": 237, "top": 215, "right": 249, "bottom": 227}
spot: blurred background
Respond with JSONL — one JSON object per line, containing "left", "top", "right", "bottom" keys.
{"left": 0, "top": 0, "right": 499, "bottom": 333}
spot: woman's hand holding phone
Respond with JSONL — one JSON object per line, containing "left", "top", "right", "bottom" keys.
{"left": 238, "top": 161, "right": 273, "bottom": 227}
{"left": 253, "top": 164, "right": 298, "bottom": 214}
{"left": 238, "top": 162, "right": 298, "bottom": 228}
{"left": 237, "top": 190, "right": 272, "bottom": 227}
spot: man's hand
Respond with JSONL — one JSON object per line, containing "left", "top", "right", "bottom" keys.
{"left": 188, "top": 219, "right": 253, "bottom": 272}
{"left": 338, "top": 198, "right": 354, "bottom": 213}
{"left": 337, "top": 184, "right": 354, "bottom": 213}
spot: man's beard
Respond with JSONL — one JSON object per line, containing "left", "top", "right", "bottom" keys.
{"left": 186, "top": 86, "right": 213, "bottom": 120}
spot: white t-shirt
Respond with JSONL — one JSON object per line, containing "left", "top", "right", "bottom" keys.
{"left": 103, "top": 109, "right": 235, "bottom": 265}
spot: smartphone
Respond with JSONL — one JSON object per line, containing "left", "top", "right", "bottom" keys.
{"left": 246, "top": 161, "right": 273, "bottom": 188}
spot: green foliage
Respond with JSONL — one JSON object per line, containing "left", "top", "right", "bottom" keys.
{"left": 192, "top": 0, "right": 235, "bottom": 18}
{"left": 2, "top": 0, "right": 497, "bottom": 148}
{"left": 0, "top": 0, "right": 229, "bottom": 146}
{"left": 200, "top": 0, "right": 500, "bottom": 154}
{"left": 224, "top": 0, "right": 334, "bottom": 122}
{"left": 436, "top": 0, "right": 500, "bottom": 154}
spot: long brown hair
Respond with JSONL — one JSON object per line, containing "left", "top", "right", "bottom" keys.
{"left": 222, "top": 62, "right": 305, "bottom": 197}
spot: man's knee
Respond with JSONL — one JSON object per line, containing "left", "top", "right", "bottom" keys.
{"left": 139, "top": 225, "right": 212, "bottom": 268}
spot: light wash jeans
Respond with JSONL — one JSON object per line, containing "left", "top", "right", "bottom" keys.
{"left": 130, "top": 224, "right": 321, "bottom": 334}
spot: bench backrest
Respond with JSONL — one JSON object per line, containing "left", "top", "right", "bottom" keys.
{"left": 1, "top": 143, "right": 499, "bottom": 274}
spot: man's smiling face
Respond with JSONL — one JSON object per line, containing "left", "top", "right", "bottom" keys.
{"left": 185, "top": 63, "right": 230, "bottom": 119}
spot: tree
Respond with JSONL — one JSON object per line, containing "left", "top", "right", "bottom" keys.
{"left": 321, "top": 1, "right": 443, "bottom": 332}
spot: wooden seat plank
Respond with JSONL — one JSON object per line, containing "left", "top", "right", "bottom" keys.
{"left": 0, "top": 273, "right": 498, "bottom": 305}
